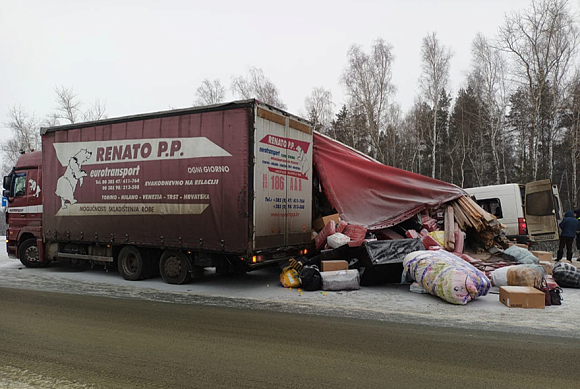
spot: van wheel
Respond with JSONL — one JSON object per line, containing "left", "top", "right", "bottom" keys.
{"left": 117, "top": 246, "right": 145, "bottom": 281}
{"left": 159, "top": 251, "right": 191, "bottom": 285}
{"left": 18, "top": 238, "right": 46, "bottom": 268}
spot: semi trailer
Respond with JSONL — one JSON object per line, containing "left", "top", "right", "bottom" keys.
{"left": 3, "top": 100, "right": 313, "bottom": 284}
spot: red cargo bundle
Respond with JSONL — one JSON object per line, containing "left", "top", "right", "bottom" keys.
{"left": 453, "top": 230, "right": 465, "bottom": 254}
{"left": 315, "top": 220, "right": 336, "bottom": 250}
{"left": 343, "top": 224, "right": 367, "bottom": 241}
{"left": 405, "top": 229, "right": 420, "bottom": 239}
{"left": 421, "top": 215, "right": 439, "bottom": 232}
{"left": 336, "top": 220, "right": 348, "bottom": 234}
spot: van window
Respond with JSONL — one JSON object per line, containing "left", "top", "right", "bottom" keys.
{"left": 476, "top": 198, "right": 503, "bottom": 218}
{"left": 526, "top": 191, "right": 553, "bottom": 216}
{"left": 11, "top": 173, "right": 26, "bottom": 197}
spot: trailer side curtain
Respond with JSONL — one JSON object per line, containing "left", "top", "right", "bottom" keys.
{"left": 312, "top": 132, "right": 465, "bottom": 230}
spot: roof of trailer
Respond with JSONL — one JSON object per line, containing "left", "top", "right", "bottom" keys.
{"left": 40, "top": 99, "right": 310, "bottom": 135}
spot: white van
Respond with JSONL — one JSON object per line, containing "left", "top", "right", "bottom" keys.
{"left": 464, "top": 179, "right": 563, "bottom": 242}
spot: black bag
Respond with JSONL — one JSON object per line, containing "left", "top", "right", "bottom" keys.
{"left": 300, "top": 265, "right": 322, "bottom": 291}
{"left": 550, "top": 287, "right": 563, "bottom": 306}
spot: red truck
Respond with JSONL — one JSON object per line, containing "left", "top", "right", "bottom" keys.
{"left": 3, "top": 100, "right": 313, "bottom": 284}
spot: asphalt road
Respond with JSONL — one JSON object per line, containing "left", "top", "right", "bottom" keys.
{"left": 1, "top": 287, "right": 579, "bottom": 388}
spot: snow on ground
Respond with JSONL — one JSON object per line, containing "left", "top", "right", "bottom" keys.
{"left": 1, "top": 238, "right": 579, "bottom": 338}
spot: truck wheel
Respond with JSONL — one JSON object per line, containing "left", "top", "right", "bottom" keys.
{"left": 117, "top": 246, "right": 145, "bottom": 281}
{"left": 159, "top": 251, "right": 191, "bottom": 285}
{"left": 18, "top": 238, "right": 46, "bottom": 268}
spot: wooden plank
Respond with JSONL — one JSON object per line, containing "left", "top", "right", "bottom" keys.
{"left": 451, "top": 202, "right": 469, "bottom": 230}
{"left": 444, "top": 206, "right": 455, "bottom": 250}
{"left": 257, "top": 107, "right": 286, "bottom": 126}
{"left": 289, "top": 119, "right": 312, "bottom": 135}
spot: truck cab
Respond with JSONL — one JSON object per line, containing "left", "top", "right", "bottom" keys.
{"left": 3, "top": 151, "right": 44, "bottom": 266}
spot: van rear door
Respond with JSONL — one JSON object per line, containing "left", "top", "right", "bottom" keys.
{"left": 524, "top": 179, "right": 560, "bottom": 241}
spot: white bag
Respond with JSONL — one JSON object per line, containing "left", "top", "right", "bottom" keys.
{"left": 321, "top": 269, "right": 360, "bottom": 291}
{"left": 327, "top": 233, "right": 350, "bottom": 248}
{"left": 490, "top": 266, "right": 510, "bottom": 287}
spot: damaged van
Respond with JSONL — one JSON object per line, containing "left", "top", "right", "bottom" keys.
{"left": 465, "top": 180, "right": 563, "bottom": 243}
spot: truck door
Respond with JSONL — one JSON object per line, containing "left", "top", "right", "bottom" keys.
{"left": 524, "top": 179, "right": 560, "bottom": 241}
{"left": 6, "top": 171, "right": 29, "bottom": 241}
{"left": 253, "top": 106, "right": 312, "bottom": 250}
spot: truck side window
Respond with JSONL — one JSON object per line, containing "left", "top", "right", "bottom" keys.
{"left": 12, "top": 173, "right": 26, "bottom": 197}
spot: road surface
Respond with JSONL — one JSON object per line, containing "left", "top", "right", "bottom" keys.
{"left": 1, "top": 287, "right": 579, "bottom": 389}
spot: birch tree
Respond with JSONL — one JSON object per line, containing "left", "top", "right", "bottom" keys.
{"left": 231, "top": 67, "right": 286, "bottom": 108}
{"left": 569, "top": 73, "right": 580, "bottom": 205}
{"left": 341, "top": 38, "right": 396, "bottom": 163}
{"left": 304, "top": 87, "right": 334, "bottom": 133}
{"left": 470, "top": 33, "right": 510, "bottom": 184}
{"left": 419, "top": 32, "right": 452, "bottom": 178}
{"left": 194, "top": 79, "right": 225, "bottom": 106}
{"left": 499, "top": 0, "right": 579, "bottom": 180}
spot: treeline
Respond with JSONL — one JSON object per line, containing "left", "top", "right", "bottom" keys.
{"left": 3, "top": 0, "right": 579, "bottom": 209}
{"left": 309, "top": 0, "right": 580, "bottom": 210}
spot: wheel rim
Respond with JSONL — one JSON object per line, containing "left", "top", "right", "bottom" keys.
{"left": 164, "top": 256, "right": 182, "bottom": 278}
{"left": 122, "top": 253, "right": 139, "bottom": 275}
{"left": 25, "top": 245, "right": 39, "bottom": 263}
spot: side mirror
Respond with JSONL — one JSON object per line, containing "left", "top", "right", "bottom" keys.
{"left": 3, "top": 189, "right": 11, "bottom": 198}
{"left": 3, "top": 175, "right": 12, "bottom": 190}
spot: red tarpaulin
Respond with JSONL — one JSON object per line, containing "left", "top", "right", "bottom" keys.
{"left": 313, "top": 132, "right": 465, "bottom": 230}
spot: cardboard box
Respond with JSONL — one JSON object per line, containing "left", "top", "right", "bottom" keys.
{"left": 499, "top": 286, "right": 545, "bottom": 309}
{"left": 321, "top": 260, "right": 348, "bottom": 272}
{"left": 512, "top": 243, "right": 529, "bottom": 249}
{"left": 313, "top": 214, "right": 340, "bottom": 232}
{"left": 530, "top": 251, "right": 553, "bottom": 261}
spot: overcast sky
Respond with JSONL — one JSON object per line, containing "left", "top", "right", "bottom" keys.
{"left": 1, "top": 0, "right": 575, "bottom": 143}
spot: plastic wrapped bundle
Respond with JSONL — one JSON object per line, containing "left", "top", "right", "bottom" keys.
{"left": 402, "top": 250, "right": 491, "bottom": 305}
{"left": 327, "top": 232, "right": 350, "bottom": 248}
{"left": 553, "top": 262, "right": 580, "bottom": 288}
{"left": 503, "top": 245, "right": 539, "bottom": 264}
{"left": 490, "top": 265, "right": 545, "bottom": 287}
{"left": 321, "top": 269, "right": 360, "bottom": 291}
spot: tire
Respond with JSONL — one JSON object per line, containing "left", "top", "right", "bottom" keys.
{"left": 117, "top": 246, "right": 145, "bottom": 281}
{"left": 159, "top": 250, "right": 192, "bottom": 285}
{"left": 18, "top": 238, "right": 46, "bottom": 268}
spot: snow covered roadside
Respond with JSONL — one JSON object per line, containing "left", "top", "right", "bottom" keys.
{"left": 1, "top": 239, "right": 579, "bottom": 338}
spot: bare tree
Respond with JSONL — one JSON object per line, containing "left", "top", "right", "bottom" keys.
{"left": 419, "top": 32, "right": 453, "bottom": 178}
{"left": 470, "top": 32, "right": 510, "bottom": 184}
{"left": 54, "top": 85, "right": 107, "bottom": 124}
{"left": 83, "top": 98, "right": 107, "bottom": 122}
{"left": 499, "top": 0, "right": 579, "bottom": 180}
{"left": 0, "top": 106, "right": 41, "bottom": 174}
{"left": 341, "top": 38, "right": 396, "bottom": 163}
{"left": 304, "top": 87, "right": 334, "bottom": 133}
{"left": 231, "top": 67, "right": 286, "bottom": 108}
{"left": 194, "top": 79, "right": 226, "bottom": 106}
{"left": 54, "top": 85, "right": 81, "bottom": 124}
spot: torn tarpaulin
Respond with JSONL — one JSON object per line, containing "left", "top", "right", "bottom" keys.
{"left": 313, "top": 132, "right": 465, "bottom": 230}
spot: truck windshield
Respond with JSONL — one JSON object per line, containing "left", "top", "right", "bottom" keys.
{"left": 12, "top": 173, "right": 26, "bottom": 197}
